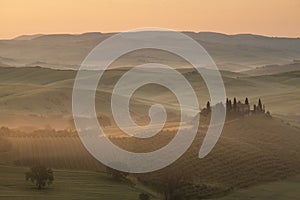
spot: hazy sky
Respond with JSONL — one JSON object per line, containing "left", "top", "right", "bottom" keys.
{"left": 1, "top": 0, "right": 299, "bottom": 39}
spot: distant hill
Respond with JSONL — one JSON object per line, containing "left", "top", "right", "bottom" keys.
{"left": 0, "top": 61, "right": 11, "bottom": 67}
{"left": 13, "top": 34, "right": 44, "bottom": 41}
{"left": 242, "top": 61, "right": 300, "bottom": 76}
{"left": 0, "top": 32, "right": 299, "bottom": 71}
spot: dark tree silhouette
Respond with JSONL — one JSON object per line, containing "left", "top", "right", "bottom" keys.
{"left": 226, "top": 98, "right": 229, "bottom": 108}
{"left": 253, "top": 104, "right": 257, "bottom": 111}
{"left": 226, "top": 98, "right": 232, "bottom": 110}
{"left": 206, "top": 101, "right": 211, "bottom": 111}
{"left": 245, "top": 97, "right": 249, "bottom": 105}
{"left": 228, "top": 100, "right": 232, "bottom": 109}
{"left": 25, "top": 165, "right": 54, "bottom": 189}
{"left": 258, "top": 99, "right": 263, "bottom": 111}
{"left": 233, "top": 97, "right": 237, "bottom": 111}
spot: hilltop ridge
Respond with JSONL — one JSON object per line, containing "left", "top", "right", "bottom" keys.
{"left": 1, "top": 31, "right": 299, "bottom": 71}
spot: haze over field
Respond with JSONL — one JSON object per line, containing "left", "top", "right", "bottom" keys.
{"left": 0, "top": 66, "right": 299, "bottom": 130}
{"left": 0, "top": 32, "right": 300, "bottom": 72}
{"left": 0, "top": 30, "right": 299, "bottom": 200}
{"left": 1, "top": 0, "right": 299, "bottom": 199}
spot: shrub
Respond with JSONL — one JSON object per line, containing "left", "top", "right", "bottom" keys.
{"left": 25, "top": 165, "right": 54, "bottom": 189}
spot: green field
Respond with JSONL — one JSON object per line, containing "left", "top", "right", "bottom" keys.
{"left": 1, "top": 114, "right": 299, "bottom": 199}
{"left": 0, "top": 165, "right": 299, "bottom": 200}
{"left": 0, "top": 165, "right": 161, "bottom": 200}
{"left": 213, "top": 174, "right": 300, "bottom": 200}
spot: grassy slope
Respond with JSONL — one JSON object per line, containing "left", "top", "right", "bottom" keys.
{"left": 0, "top": 67, "right": 298, "bottom": 110}
{"left": 212, "top": 174, "right": 300, "bottom": 200}
{"left": 242, "top": 62, "right": 300, "bottom": 76}
{"left": 0, "top": 165, "right": 161, "bottom": 200}
{"left": 0, "top": 67, "right": 299, "bottom": 129}
{"left": 1, "top": 114, "right": 299, "bottom": 199}
{"left": 134, "top": 115, "right": 300, "bottom": 198}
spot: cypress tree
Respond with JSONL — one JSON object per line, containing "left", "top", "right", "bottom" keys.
{"left": 233, "top": 97, "right": 237, "bottom": 111}
{"left": 245, "top": 97, "right": 249, "bottom": 105}
{"left": 258, "top": 99, "right": 262, "bottom": 111}
{"left": 206, "top": 101, "right": 211, "bottom": 111}
{"left": 226, "top": 98, "right": 229, "bottom": 108}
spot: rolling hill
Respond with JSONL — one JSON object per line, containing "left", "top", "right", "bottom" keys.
{"left": 0, "top": 32, "right": 299, "bottom": 71}
{"left": 0, "top": 66, "right": 299, "bottom": 199}
{"left": 0, "top": 66, "right": 299, "bottom": 129}
{"left": 242, "top": 61, "right": 300, "bottom": 76}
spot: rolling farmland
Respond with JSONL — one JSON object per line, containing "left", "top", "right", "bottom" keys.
{"left": 1, "top": 114, "right": 299, "bottom": 198}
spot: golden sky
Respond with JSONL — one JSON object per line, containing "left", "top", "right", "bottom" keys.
{"left": 0, "top": 0, "right": 299, "bottom": 39}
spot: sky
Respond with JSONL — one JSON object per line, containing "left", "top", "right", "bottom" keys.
{"left": 0, "top": 0, "right": 299, "bottom": 39}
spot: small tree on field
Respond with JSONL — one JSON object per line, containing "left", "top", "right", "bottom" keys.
{"left": 25, "top": 165, "right": 54, "bottom": 189}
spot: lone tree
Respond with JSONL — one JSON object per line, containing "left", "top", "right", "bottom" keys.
{"left": 25, "top": 165, "right": 54, "bottom": 189}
